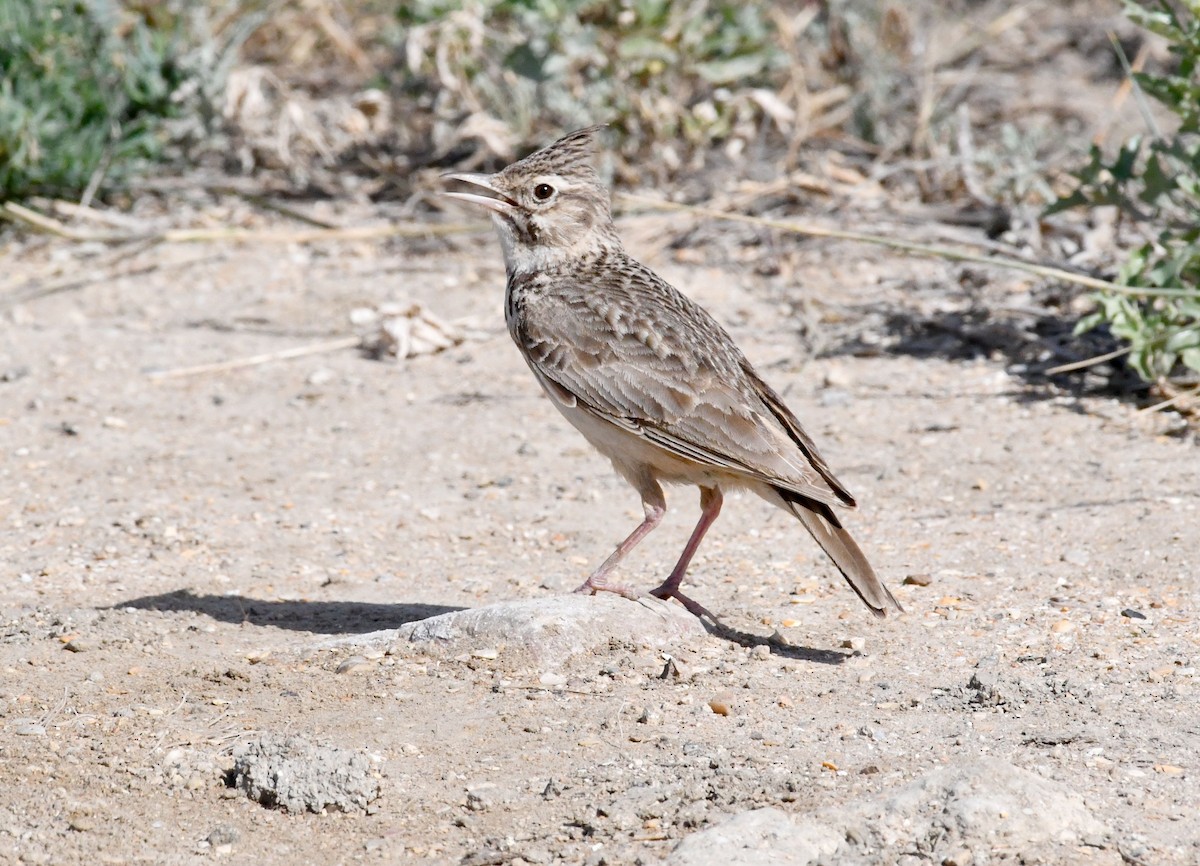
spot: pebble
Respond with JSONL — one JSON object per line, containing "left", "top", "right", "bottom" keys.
{"left": 903, "top": 573, "right": 933, "bottom": 586}
{"left": 1121, "top": 608, "right": 1147, "bottom": 620}
{"left": 1061, "top": 548, "right": 1090, "bottom": 566}
{"left": 708, "top": 693, "right": 734, "bottom": 716}
{"left": 337, "top": 656, "right": 372, "bottom": 674}
{"left": 823, "top": 367, "right": 853, "bottom": 389}
{"left": 818, "top": 389, "right": 852, "bottom": 408}
{"left": 64, "top": 638, "right": 92, "bottom": 653}
{"left": 206, "top": 825, "right": 239, "bottom": 846}
{"left": 68, "top": 816, "right": 96, "bottom": 832}
{"left": 15, "top": 723, "right": 45, "bottom": 736}
{"left": 942, "top": 849, "right": 973, "bottom": 866}
{"left": 751, "top": 644, "right": 771, "bottom": 660}
{"left": 841, "top": 637, "right": 866, "bottom": 652}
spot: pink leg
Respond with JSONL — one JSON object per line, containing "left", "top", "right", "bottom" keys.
{"left": 575, "top": 481, "right": 666, "bottom": 599}
{"left": 650, "top": 486, "right": 722, "bottom": 618}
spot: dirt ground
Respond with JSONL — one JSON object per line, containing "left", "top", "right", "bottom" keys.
{"left": 2, "top": 187, "right": 1197, "bottom": 864}
{"left": 2, "top": 4, "right": 1199, "bottom": 855}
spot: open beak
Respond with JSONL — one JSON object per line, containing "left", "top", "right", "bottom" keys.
{"left": 441, "top": 172, "right": 518, "bottom": 215}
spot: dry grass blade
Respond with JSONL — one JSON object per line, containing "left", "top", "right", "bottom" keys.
{"left": 1, "top": 201, "right": 484, "bottom": 243}
{"left": 1137, "top": 383, "right": 1200, "bottom": 416}
{"left": 146, "top": 337, "right": 361, "bottom": 381}
{"left": 615, "top": 193, "right": 1195, "bottom": 299}
{"left": 1044, "top": 347, "right": 1132, "bottom": 376}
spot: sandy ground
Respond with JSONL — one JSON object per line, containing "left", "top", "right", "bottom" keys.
{"left": 1, "top": 202, "right": 1196, "bottom": 865}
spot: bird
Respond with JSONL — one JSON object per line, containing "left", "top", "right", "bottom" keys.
{"left": 442, "top": 126, "right": 901, "bottom": 620}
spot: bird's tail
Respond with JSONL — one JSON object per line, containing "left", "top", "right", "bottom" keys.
{"left": 778, "top": 489, "right": 902, "bottom": 618}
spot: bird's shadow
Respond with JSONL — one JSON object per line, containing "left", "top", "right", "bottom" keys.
{"left": 114, "top": 589, "right": 461, "bottom": 635}
{"left": 115, "top": 589, "right": 848, "bottom": 663}
{"left": 699, "top": 616, "right": 849, "bottom": 665}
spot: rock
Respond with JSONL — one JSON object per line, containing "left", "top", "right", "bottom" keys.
{"left": 821, "top": 758, "right": 1109, "bottom": 861}
{"left": 1061, "top": 548, "right": 1090, "bottom": 566}
{"left": 669, "top": 760, "right": 1110, "bottom": 866}
{"left": 206, "top": 825, "right": 239, "bottom": 846}
{"left": 707, "top": 693, "right": 734, "bottom": 716}
{"left": 665, "top": 808, "right": 840, "bottom": 865}
{"left": 336, "top": 655, "right": 372, "bottom": 674}
{"left": 965, "top": 656, "right": 1023, "bottom": 708}
{"left": 319, "top": 594, "right": 704, "bottom": 667}
{"left": 230, "top": 733, "right": 381, "bottom": 814}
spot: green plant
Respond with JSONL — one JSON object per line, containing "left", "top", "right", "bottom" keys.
{"left": 0, "top": 0, "right": 192, "bottom": 201}
{"left": 1049, "top": 0, "right": 1200, "bottom": 391}
{"left": 396, "top": 0, "right": 788, "bottom": 169}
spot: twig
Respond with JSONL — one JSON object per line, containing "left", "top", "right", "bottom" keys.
{"left": 47, "top": 200, "right": 155, "bottom": 230}
{"left": 0, "top": 201, "right": 484, "bottom": 243}
{"left": 1044, "top": 346, "right": 1132, "bottom": 376}
{"left": 1109, "top": 31, "right": 1161, "bottom": 141}
{"left": 1137, "top": 382, "right": 1200, "bottom": 416}
{"left": 207, "top": 185, "right": 342, "bottom": 229}
{"left": 955, "top": 103, "right": 989, "bottom": 203}
{"left": 614, "top": 192, "right": 1196, "bottom": 298}
{"left": 79, "top": 143, "right": 113, "bottom": 211}
{"left": 39, "top": 686, "right": 72, "bottom": 728}
{"left": 146, "top": 336, "right": 361, "bottom": 380}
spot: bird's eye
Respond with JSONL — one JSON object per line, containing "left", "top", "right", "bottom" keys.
{"left": 533, "top": 183, "right": 555, "bottom": 201}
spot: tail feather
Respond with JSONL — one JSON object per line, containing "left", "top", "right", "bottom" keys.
{"left": 779, "top": 489, "right": 902, "bottom": 618}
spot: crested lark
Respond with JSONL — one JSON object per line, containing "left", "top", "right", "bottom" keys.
{"left": 443, "top": 127, "right": 901, "bottom": 620}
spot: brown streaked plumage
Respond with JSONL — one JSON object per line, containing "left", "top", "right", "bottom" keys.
{"left": 443, "top": 126, "right": 901, "bottom": 620}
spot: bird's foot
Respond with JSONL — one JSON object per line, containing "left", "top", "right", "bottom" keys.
{"left": 573, "top": 576, "right": 641, "bottom": 601}
{"left": 649, "top": 583, "right": 718, "bottom": 621}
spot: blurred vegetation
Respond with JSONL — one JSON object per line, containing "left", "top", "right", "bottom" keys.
{"left": 1050, "top": 0, "right": 1200, "bottom": 392}
{"left": 1, "top": 0, "right": 941, "bottom": 199}
{"left": 3, "top": 0, "right": 1194, "bottom": 416}
{"left": 0, "top": 0, "right": 184, "bottom": 201}
{"left": 0, "top": 0, "right": 252, "bottom": 203}
{"left": 396, "top": 0, "right": 789, "bottom": 160}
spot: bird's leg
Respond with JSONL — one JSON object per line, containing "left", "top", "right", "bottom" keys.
{"left": 575, "top": 482, "right": 666, "bottom": 599}
{"left": 650, "top": 486, "right": 722, "bottom": 618}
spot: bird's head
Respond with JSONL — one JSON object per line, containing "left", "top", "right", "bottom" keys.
{"left": 442, "top": 126, "right": 619, "bottom": 275}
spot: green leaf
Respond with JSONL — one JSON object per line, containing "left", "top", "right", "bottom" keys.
{"left": 1165, "top": 328, "right": 1200, "bottom": 352}
{"left": 1181, "top": 346, "right": 1200, "bottom": 371}
{"left": 692, "top": 53, "right": 769, "bottom": 84}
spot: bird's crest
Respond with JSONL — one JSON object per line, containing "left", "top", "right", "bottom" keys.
{"left": 505, "top": 125, "right": 607, "bottom": 183}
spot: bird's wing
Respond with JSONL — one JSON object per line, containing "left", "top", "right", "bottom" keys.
{"left": 514, "top": 269, "right": 850, "bottom": 508}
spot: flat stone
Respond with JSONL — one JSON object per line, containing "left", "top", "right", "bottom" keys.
{"left": 321, "top": 594, "right": 705, "bottom": 666}
{"left": 231, "top": 733, "right": 381, "bottom": 814}
{"left": 666, "top": 808, "right": 840, "bottom": 866}
{"left": 669, "top": 760, "right": 1111, "bottom": 866}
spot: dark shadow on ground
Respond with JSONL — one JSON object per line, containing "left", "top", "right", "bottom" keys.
{"left": 823, "top": 296, "right": 1148, "bottom": 406}
{"left": 115, "top": 589, "right": 462, "bottom": 635}
{"left": 700, "top": 617, "right": 849, "bottom": 665}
